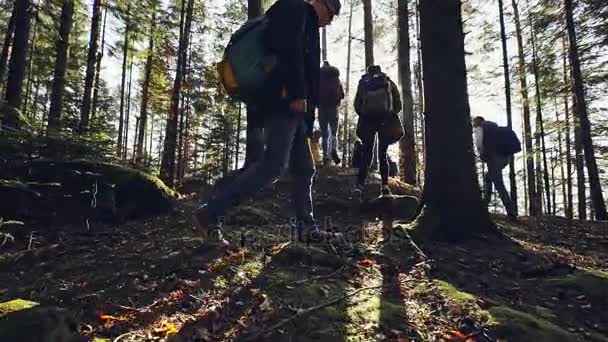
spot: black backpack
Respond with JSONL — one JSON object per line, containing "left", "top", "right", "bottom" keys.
{"left": 360, "top": 73, "right": 393, "bottom": 114}
{"left": 495, "top": 126, "right": 521, "bottom": 155}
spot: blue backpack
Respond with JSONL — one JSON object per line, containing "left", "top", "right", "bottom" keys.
{"left": 496, "top": 126, "right": 521, "bottom": 155}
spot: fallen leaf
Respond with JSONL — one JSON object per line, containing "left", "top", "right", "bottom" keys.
{"left": 358, "top": 258, "right": 376, "bottom": 267}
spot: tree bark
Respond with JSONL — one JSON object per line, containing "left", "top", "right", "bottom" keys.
{"left": 512, "top": 0, "right": 539, "bottom": 216}
{"left": 416, "top": 0, "right": 491, "bottom": 240}
{"left": 564, "top": 0, "right": 607, "bottom": 220}
{"left": 555, "top": 99, "right": 567, "bottom": 217}
{"left": 79, "top": 0, "right": 102, "bottom": 133}
{"left": 117, "top": 3, "right": 131, "bottom": 157}
{"left": 573, "top": 92, "right": 586, "bottom": 221}
{"left": 123, "top": 56, "right": 134, "bottom": 158}
{"left": 160, "top": 0, "right": 194, "bottom": 187}
{"left": 3, "top": 0, "right": 32, "bottom": 129}
{"left": 136, "top": 11, "right": 155, "bottom": 164}
{"left": 415, "top": 0, "right": 425, "bottom": 183}
{"left": 562, "top": 37, "right": 573, "bottom": 220}
{"left": 321, "top": 27, "right": 327, "bottom": 61}
{"left": 21, "top": 10, "right": 37, "bottom": 118}
{"left": 0, "top": 5, "right": 17, "bottom": 91}
{"left": 91, "top": 3, "right": 108, "bottom": 120}
{"left": 363, "top": 0, "right": 374, "bottom": 67}
{"left": 341, "top": 0, "right": 354, "bottom": 167}
{"left": 497, "top": 0, "right": 517, "bottom": 215}
{"left": 398, "top": 0, "right": 416, "bottom": 185}
{"left": 47, "top": 0, "right": 74, "bottom": 135}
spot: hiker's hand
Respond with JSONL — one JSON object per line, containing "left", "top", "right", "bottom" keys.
{"left": 290, "top": 99, "right": 307, "bottom": 113}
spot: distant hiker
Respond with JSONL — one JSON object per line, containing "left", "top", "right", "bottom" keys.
{"left": 193, "top": 0, "right": 342, "bottom": 244}
{"left": 354, "top": 65, "right": 404, "bottom": 196}
{"left": 351, "top": 139, "right": 362, "bottom": 169}
{"left": 387, "top": 155, "right": 398, "bottom": 178}
{"left": 318, "top": 60, "right": 345, "bottom": 166}
{"left": 310, "top": 129, "right": 323, "bottom": 166}
{"left": 473, "top": 116, "right": 521, "bottom": 218}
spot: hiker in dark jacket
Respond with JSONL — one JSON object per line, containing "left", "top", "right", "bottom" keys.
{"left": 318, "top": 61, "right": 345, "bottom": 166}
{"left": 473, "top": 116, "right": 518, "bottom": 218}
{"left": 354, "top": 65, "right": 403, "bottom": 196}
{"left": 193, "top": 0, "right": 342, "bottom": 244}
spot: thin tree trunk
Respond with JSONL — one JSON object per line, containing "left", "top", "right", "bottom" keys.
{"left": 0, "top": 5, "right": 17, "bottom": 92}
{"left": 21, "top": 10, "right": 37, "bottom": 117}
{"left": 132, "top": 116, "right": 139, "bottom": 161}
{"left": 123, "top": 56, "right": 134, "bottom": 159}
{"left": 236, "top": 103, "right": 242, "bottom": 167}
{"left": 398, "top": 0, "right": 416, "bottom": 185}
{"left": 341, "top": 0, "right": 353, "bottom": 167}
{"left": 498, "top": 0, "right": 517, "bottom": 214}
{"left": 47, "top": 0, "right": 74, "bottom": 135}
{"left": 564, "top": 0, "right": 607, "bottom": 220}
{"left": 551, "top": 151, "right": 557, "bottom": 215}
{"left": 512, "top": 0, "right": 539, "bottom": 216}
{"left": 136, "top": 10, "right": 155, "bottom": 164}
{"left": 415, "top": 0, "right": 425, "bottom": 183}
{"left": 160, "top": 0, "right": 194, "bottom": 187}
{"left": 363, "top": 0, "right": 374, "bottom": 67}
{"left": 555, "top": 99, "right": 567, "bottom": 217}
{"left": 117, "top": 3, "right": 131, "bottom": 157}
{"left": 91, "top": 3, "right": 108, "bottom": 120}
{"left": 149, "top": 114, "right": 155, "bottom": 166}
{"left": 522, "top": 113, "right": 529, "bottom": 215}
{"left": 573, "top": 94, "right": 586, "bottom": 221}
{"left": 562, "top": 37, "right": 573, "bottom": 220}
{"left": 417, "top": 0, "right": 491, "bottom": 239}
{"left": 32, "top": 79, "right": 39, "bottom": 122}
{"left": 80, "top": 0, "right": 102, "bottom": 133}
{"left": 321, "top": 27, "right": 327, "bottom": 61}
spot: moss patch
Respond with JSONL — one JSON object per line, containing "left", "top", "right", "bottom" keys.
{"left": 544, "top": 269, "right": 608, "bottom": 303}
{"left": 0, "top": 299, "right": 39, "bottom": 316}
{"left": 489, "top": 306, "right": 576, "bottom": 342}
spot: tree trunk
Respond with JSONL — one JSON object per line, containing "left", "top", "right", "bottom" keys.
{"left": 123, "top": 56, "right": 134, "bottom": 159}
{"left": 512, "top": 0, "right": 539, "bottom": 216}
{"left": 91, "top": 3, "right": 108, "bottom": 120}
{"left": 248, "top": 0, "right": 263, "bottom": 18}
{"left": 136, "top": 11, "right": 155, "bottom": 164}
{"left": 564, "top": 0, "right": 607, "bottom": 220}
{"left": 363, "top": 0, "right": 374, "bottom": 67}
{"left": 117, "top": 3, "right": 131, "bottom": 157}
{"left": 80, "top": 0, "right": 102, "bottom": 133}
{"left": 551, "top": 151, "right": 557, "bottom": 215}
{"left": 2, "top": 0, "right": 32, "bottom": 129}
{"left": 415, "top": 0, "right": 425, "bottom": 183}
{"left": 236, "top": 103, "right": 242, "bottom": 167}
{"left": 397, "top": 0, "right": 416, "bottom": 185}
{"left": 416, "top": 0, "right": 491, "bottom": 240}
{"left": 321, "top": 27, "right": 327, "bottom": 61}
{"left": 497, "top": 0, "right": 517, "bottom": 215}
{"left": 160, "top": 0, "right": 194, "bottom": 187}
{"left": 47, "top": 0, "right": 74, "bottom": 135}
{"left": 341, "top": 0, "right": 354, "bottom": 167}
{"left": 21, "top": 10, "right": 38, "bottom": 118}
{"left": 0, "top": 5, "right": 17, "bottom": 92}
{"left": 562, "top": 37, "right": 573, "bottom": 220}
{"left": 555, "top": 99, "right": 567, "bottom": 217}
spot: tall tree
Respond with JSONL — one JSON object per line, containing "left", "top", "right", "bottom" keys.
{"left": 136, "top": 10, "right": 156, "bottom": 164}
{"left": 79, "top": 0, "right": 103, "bottom": 133}
{"left": 21, "top": 9, "right": 38, "bottom": 117}
{"left": 117, "top": 3, "right": 132, "bottom": 157}
{"left": 47, "top": 0, "right": 74, "bottom": 135}
{"left": 160, "top": 0, "right": 194, "bottom": 187}
{"left": 512, "top": 0, "right": 539, "bottom": 216}
{"left": 91, "top": 3, "right": 108, "bottom": 120}
{"left": 397, "top": 0, "right": 416, "bottom": 185}
{"left": 555, "top": 103, "right": 567, "bottom": 217}
{"left": 562, "top": 37, "right": 573, "bottom": 220}
{"left": 573, "top": 91, "right": 586, "bottom": 220}
{"left": 497, "top": 0, "right": 517, "bottom": 214}
{"left": 0, "top": 5, "right": 17, "bottom": 91}
{"left": 341, "top": 0, "right": 354, "bottom": 167}
{"left": 363, "top": 0, "right": 373, "bottom": 66}
{"left": 416, "top": 0, "right": 491, "bottom": 240}
{"left": 564, "top": 0, "right": 607, "bottom": 220}
{"left": 123, "top": 56, "right": 134, "bottom": 158}
{"left": 2, "top": 0, "right": 32, "bottom": 129}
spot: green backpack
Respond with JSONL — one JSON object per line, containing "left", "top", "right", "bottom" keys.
{"left": 217, "top": 16, "right": 278, "bottom": 101}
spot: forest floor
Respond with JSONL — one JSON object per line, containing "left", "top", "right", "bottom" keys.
{"left": 1, "top": 167, "right": 607, "bottom": 342}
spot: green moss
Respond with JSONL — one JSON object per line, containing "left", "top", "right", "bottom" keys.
{"left": 545, "top": 269, "right": 608, "bottom": 303}
{"left": 213, "top": 276, "right": 229, "bottom": 289}
{"left": 0, "top": 299, "right": 39, "bottom": 316}
{"left": 434, "top": 280, "right": 477, "bottom": 305}
{"left": 489, "top": 306, "right": 576, "bottom": 342}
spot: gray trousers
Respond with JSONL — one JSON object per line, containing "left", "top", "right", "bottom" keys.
{"left": 318, "top": 107, "right": 339, "bottom": 160}
{"left": 207, "top": 114, "right": 316, "bottom": 224}
{"left": 484, "top": 154, "right": 515, "bottom": 216}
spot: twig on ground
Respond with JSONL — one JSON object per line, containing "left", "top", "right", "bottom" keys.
{"left": 293, "top": 266, "right": 346, "bottom": 285}
{"left": 245, "top": 284, "right": 383, "bottom": 341}
{"left": 113, "top": 332, "right": 138, "bottom": 342}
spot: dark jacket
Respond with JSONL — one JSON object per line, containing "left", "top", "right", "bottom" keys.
{"left": 353, "top": 72, "right": 402, "bottom": 116}
{"left": 260, "top": 0, "right": 321, "bottom": 121}
{"left": 477, "top": 120, "right": 500, "bottom": 161}
{"left": 319, "top": 64, "right": 345, "bottom": 109}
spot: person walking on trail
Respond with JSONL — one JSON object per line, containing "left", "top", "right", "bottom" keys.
{"left": 472, "top": 116, "right": 520, "bottom": 219}
{"left": 353, "top": 65, "right": 404, "bottom": 197}
{"left": 318, "top": 60, "right": 344, "bottom": 166}
{"left": 193, "top": 0, "right": 342, "bottom": 244}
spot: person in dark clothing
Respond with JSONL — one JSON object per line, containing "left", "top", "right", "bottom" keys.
{"left": 473, "top": 116, "right": 518, "bottom": 218}
{"left": 354, "top": 65, "right": 403, "bottom": 196}
{"left": 318, "top": 61, "right": 345, "bottom": 166}
{"left": 193, "top": 0, "right": 342, "bottom": 244}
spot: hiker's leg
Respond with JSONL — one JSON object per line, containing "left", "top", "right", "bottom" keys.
{"left": 289, "top": 121, "right": 316, "bottom": 222}
{"left": 328, "top": 109, "right": 340, "bottom": 159}
{"left": 378, "top": 137, "right": 390, "bottom": 185}
{"left": 357, "top": 124, "right": 376, "bottom": 186}
{"left": 244, "top": 105, "right": 265, "bottom": 169}
{"left": 371, "top": 134, "right": 379, "bottom": 170}
{"left": 483, "top": 166, "right": 493, "bottom": 206}
{"left": 492, "top": 156, "right": 515, "bottom": 215}
{"left": 318, "top": 110, "right": 330, "bottom": 161}
{"left": 206, "top": 116, "right": 300, "bottom": 222}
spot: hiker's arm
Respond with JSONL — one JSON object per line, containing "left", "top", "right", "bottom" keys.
{"left": 354, "top": 82, "right": 363, "bottom": 115}
{"left": 391, "top": 80, "right": 402, "bottom": 114}
{"left": 339, "top": 82, "right": 345, "bottom": 100}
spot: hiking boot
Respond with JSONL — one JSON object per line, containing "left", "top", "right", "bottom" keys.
{"left": 323, "top": 157, "right": 331, "bottom": 167}
{"left": 209, "top": 227, "right": 230, "bottom": 246}
{"left": 381, "top": 184, "right": 392, "bottom": 196}
{"left": 332, "top": 151, "right": 341, "bottom": 165}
